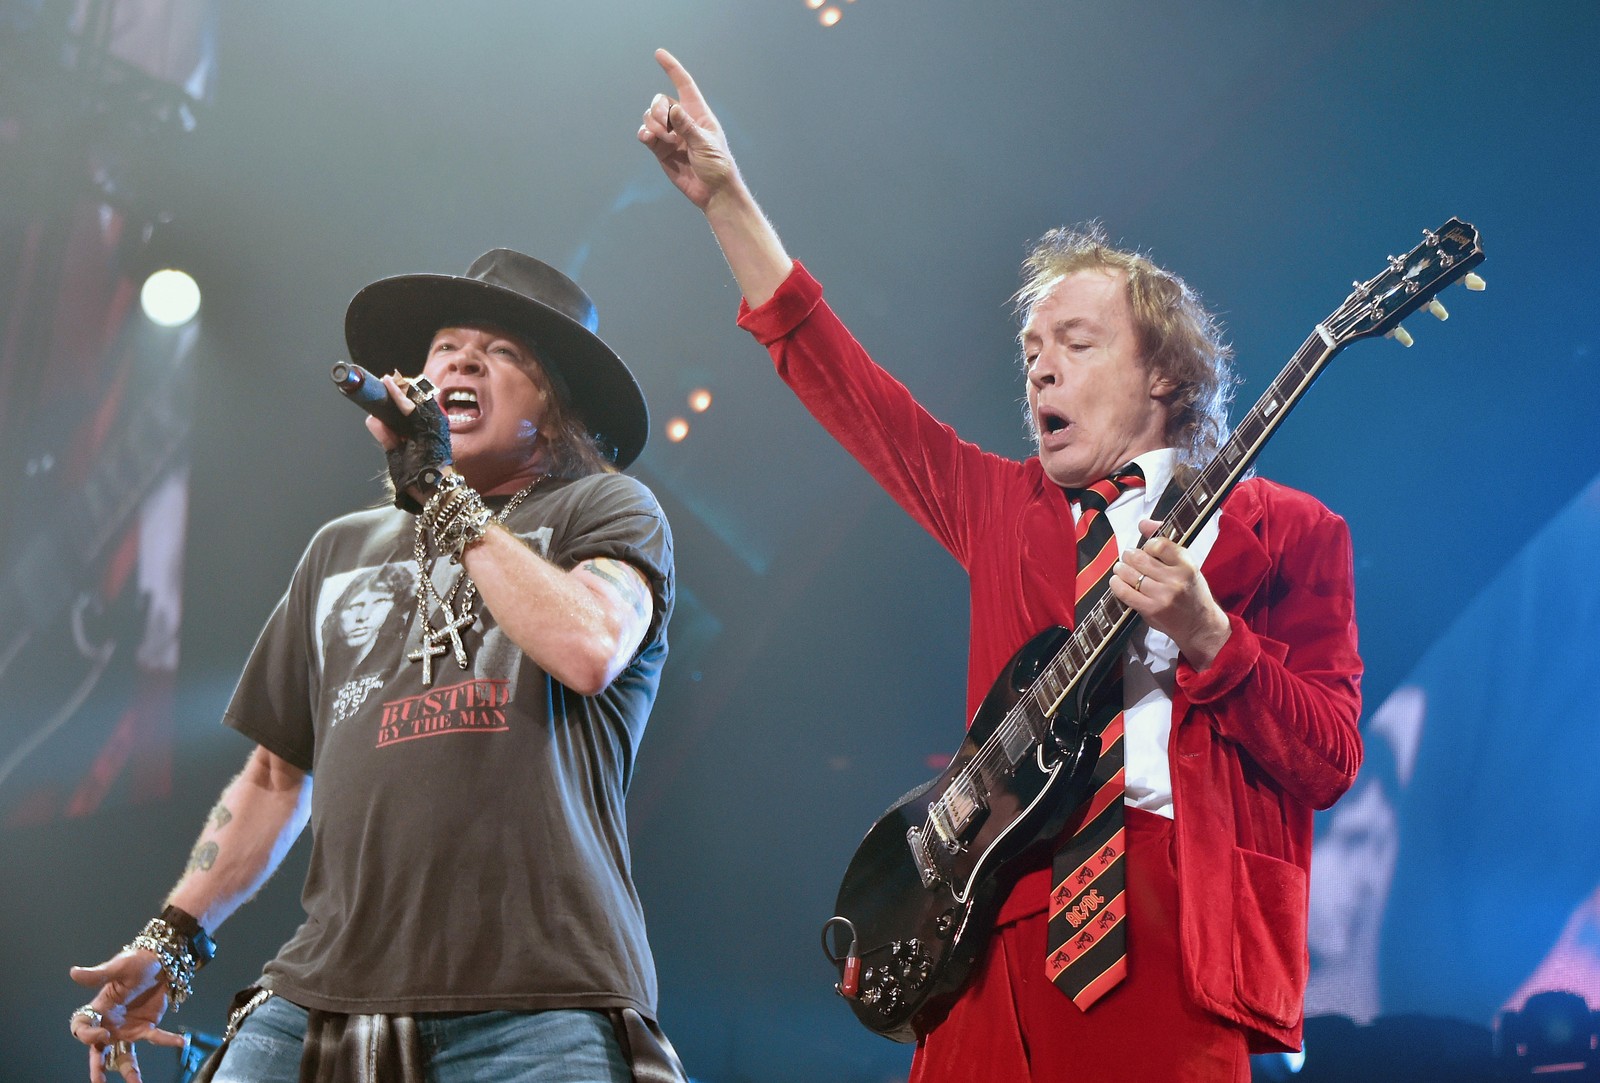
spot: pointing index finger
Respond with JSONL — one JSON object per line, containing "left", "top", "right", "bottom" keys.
{"left": 654, "top": 48, "right": 709, "bottom": 113}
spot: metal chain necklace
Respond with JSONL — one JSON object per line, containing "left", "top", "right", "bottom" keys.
{"left": 408, "top": 475, "right": 543, "bottom": 683}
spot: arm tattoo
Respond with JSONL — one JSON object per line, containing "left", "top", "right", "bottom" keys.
{"left": 185, "top": 841, "right": 219, "bottom": 874}
{"left": 581, "top": 559, "right": 649, "bottom": 620}
{"left": 208, "top": 803, "right": 233, "bottom": 830}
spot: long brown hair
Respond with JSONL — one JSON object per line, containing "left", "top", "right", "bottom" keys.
{"left": 521, "top": 346, "right": 616, "bottom": 480}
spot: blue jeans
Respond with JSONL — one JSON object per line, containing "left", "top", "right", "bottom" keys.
{"left": 211, "top": 995, "right": 632, "bottom": 1083}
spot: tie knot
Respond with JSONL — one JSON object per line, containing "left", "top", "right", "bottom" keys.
{"left": 1069, "top": 465, "right": 1146, "bottom": 512}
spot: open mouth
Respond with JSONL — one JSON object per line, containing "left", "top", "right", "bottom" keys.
{"left": 1038, "top": 407, "right": 1070, "bottom": 435}
{"left": 443, "top": 388, "right": 481, "bottom": 426}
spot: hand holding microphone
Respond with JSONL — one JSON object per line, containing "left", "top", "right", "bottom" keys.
{"left": 331, "top": 362, "right": 453, "bottom": 512}
{"left": 330, "top": 361, "right": 435, "bottom": 434}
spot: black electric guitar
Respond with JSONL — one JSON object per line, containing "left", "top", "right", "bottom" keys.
{"left": 823, "top": 219, "right": 1486, "bottom": 1041}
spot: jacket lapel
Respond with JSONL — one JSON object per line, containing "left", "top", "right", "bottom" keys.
{"left": 1203, "top": 485, "right": 1270, "bottom": 615}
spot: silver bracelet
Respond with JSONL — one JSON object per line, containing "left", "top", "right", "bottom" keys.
{"left": 128, "top": 920, "right": 196, "bottom": 1007}
{"left": 420, "top": 472, "right": 468, "bottom": 525}
{"left": 435, "top": 500, "right": 494, "bottom": 563}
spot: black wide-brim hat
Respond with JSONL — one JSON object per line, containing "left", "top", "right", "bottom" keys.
{"left": 344, "top": 249, "right": 648, "bottom": 469}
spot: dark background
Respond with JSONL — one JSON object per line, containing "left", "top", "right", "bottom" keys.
{"left": 2, "top": 1, "right": 1597, "bottom": 1080}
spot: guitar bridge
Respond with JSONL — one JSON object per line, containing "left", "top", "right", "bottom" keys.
{"left": 906, "top": 826, "right": 943, "bottom": 888}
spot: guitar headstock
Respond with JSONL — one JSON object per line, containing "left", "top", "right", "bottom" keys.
{"left": 1325, "top": 218, "right": 1485, "bottom": 349}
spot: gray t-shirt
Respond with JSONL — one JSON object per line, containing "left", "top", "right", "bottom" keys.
{"left": 223, "top": 472, "right": 673, "bottom": 1015}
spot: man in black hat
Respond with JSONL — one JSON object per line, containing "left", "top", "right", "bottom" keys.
{"left": 67, "top": 251, "right": 681, "bottom": 1083}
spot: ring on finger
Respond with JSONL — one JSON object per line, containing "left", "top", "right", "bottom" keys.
{"left": 72, "top": 1005, "right": 103, "bottom": 1031}
{"left": 105, "top": 1040, "right": 134, "bottom": 1074}
{"left": 1135, "top": 572, "right": 1147, "bottom": 592}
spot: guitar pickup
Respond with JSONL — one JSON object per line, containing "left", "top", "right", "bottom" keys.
{"left": 1000, "top": 719, "right": 1035, "bottom": 766}
{"left": 928, "top": 774, "right": 987, "bottom": 849}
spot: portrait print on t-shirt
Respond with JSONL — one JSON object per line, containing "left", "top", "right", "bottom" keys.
{"left": 310, "top": 526, "right": 557, "bottom": 744}
{"left": 314, "top": 561, "right": 417, "bottom": 725}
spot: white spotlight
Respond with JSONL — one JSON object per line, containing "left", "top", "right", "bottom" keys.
{"left": 140, "top": 268, "right": 201, "bottom": 327}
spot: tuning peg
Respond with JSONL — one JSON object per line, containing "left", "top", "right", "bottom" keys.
{"left": 1426, "top": 299, "right": 1449, "bottom": 321}
{"left": 1463, "top": 273, "right": 1486, "bottom": 291}
{"left": 1386, "top": 326, "right": 1415, "bottom": 348}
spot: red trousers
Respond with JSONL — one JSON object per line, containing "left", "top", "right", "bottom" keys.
{"left": 908, "top": 810, "right": 1251, "bottom": 1083}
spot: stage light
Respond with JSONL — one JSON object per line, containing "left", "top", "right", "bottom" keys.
{"left": 1498, "top": 991, "right": 1600, "bottom": 1078}
{"left": 819, "top": 6, "right": 842, "bottom": 26}
{"left": 688, "top": 388, "right": 712, "bottom": 413}
{"left": 665, "top": 417, "right": 689, "bottom": 443}
{"left": 139, "top": 268, "right": 201, "bottom": 327}
{"left": 805, "top": 0, "right": 824, "bottom": 7}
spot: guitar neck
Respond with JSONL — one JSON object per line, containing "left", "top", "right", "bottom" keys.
{"left": 1161, "top": 330, "right": 1337, "bottom": 550}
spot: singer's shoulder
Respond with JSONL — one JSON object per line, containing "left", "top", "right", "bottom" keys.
{"left": 565, "top": 470, "right": 662, "bottom": 505}
{"left": 303, "top": 504, "right": 410, "bottom": 557}
{"left": 267, "top": 506, "right": 408, "bottom": 592}
{"left": 537, "top": 472, "right": 669, "bottom": 527}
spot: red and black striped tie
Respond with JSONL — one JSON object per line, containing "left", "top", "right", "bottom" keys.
{"left": 1046, "top": 464, "right": 1145, "bottom": 1009}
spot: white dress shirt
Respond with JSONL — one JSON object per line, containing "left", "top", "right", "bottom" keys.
{"left": 1070, "top": 448, "right": 1219, "bottom": 819}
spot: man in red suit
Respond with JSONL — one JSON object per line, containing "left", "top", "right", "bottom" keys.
{"left": 640, "top": 51, "right": 1362, "bottom": 1082}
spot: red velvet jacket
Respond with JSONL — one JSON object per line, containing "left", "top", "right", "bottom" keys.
{"left": 738, "top": 264, "right": 1363, "bottom": 1050}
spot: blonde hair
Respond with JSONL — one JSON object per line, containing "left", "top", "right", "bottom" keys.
{"left": 1014, "top": 223, "right": 1236, "bottom": 471}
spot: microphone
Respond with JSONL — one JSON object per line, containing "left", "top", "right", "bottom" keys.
{"left": 330, "top": 362, "right": 434, "bottom": 434}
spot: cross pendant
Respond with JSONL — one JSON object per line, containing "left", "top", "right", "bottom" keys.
{"left": 427, "top": 610, "right": 477, "bottom": 670}
{"left": 408, "top": 639, "right": 449, "bottom": 684}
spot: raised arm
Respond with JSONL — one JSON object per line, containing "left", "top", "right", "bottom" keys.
{"left": 638, "top": 49, "right": 793, "bottom": 308}
{"left": 69, "top": 744, "right": 311, "bottom": 1081}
